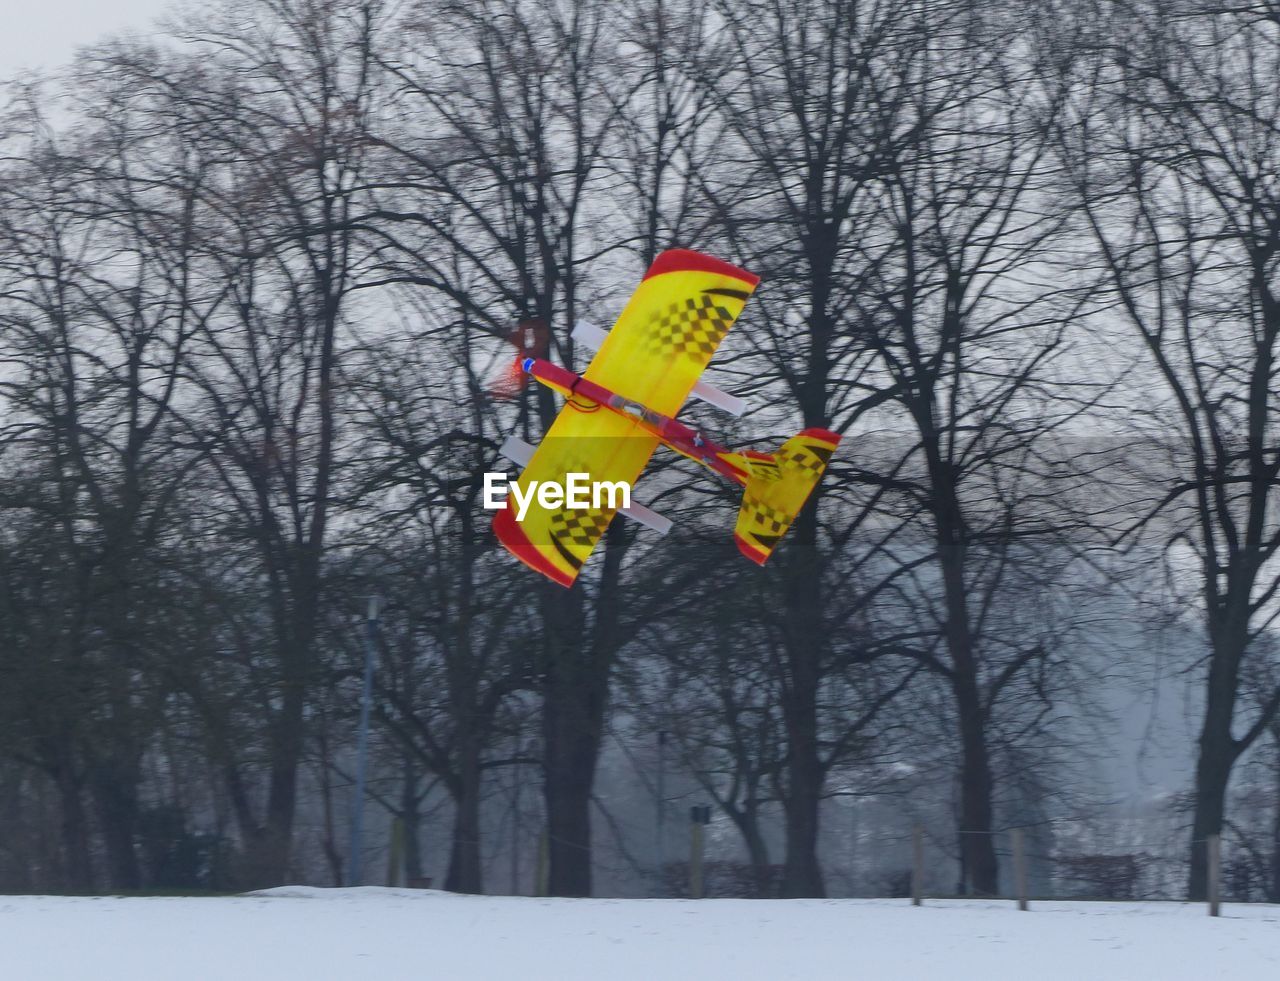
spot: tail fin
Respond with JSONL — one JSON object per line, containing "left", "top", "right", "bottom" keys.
{"left": 734, "top": 428, "right": 841, "bottom": 565}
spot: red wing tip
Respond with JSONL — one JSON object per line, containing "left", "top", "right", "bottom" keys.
{"left": 735, "top": 533, "right": 771, "bottom": 566}
{"left": 799, "top": 427, "right": 841, "bottom": 445}
{"left": 643, "top": 249, "right": 760, "bottom": 287}
{"left": 493, "top": 507, "right": 577, "bottom": 588}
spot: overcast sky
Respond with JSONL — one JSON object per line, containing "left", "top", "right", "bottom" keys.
{"left": 2, "top": 0, "right": 173, "bottom": 80}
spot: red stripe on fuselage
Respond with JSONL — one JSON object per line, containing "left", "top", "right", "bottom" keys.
{"left": 523, "top": 358, "right": 747, "bottom": 485}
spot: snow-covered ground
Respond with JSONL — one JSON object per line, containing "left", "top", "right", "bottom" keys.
{"left": 2, "top": 887, "right": 1276, "bottom": 980}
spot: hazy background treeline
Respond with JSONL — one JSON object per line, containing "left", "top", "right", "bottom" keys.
{"left": 0, "top": 0, "right": 1278, "bottom": 903}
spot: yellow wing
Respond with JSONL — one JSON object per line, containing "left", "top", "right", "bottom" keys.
{"left": 493, "top": 400, "right": 658, "bottom": 587}
{"left": 495, "top": 249, "right": 758, "bottom": 587}
{"left": 583, "top": 250, "right": 760, "bottom": 417}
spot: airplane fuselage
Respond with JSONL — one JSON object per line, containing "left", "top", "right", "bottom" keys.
{"left": 519, "top": 357, "right": 750, "bottom": 486}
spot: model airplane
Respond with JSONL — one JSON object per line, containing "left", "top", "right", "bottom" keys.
{"left": 493, "top": 249, "right": 840, "bottom": 587}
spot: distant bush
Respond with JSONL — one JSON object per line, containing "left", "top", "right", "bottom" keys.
{"left": 1055, "top": 853, "right": 1145, "bottom": 899}
{"left": 658, "top": 860, "right": 783, "bottom": 898}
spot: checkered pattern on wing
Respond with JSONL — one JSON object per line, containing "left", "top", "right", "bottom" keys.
{"left": 743, "top": 494, "right": 789, "bottom": 535}
{"left": 647, "top": 296, "right": 733, "bottom": 358}
{"left": 557, "top": 455, "right": 592, "bottom": 479}
{"left": 549, "top": 507, "right": 611, "bottom": 549}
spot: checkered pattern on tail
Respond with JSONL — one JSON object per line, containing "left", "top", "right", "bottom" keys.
{"left": 733, "top": 429, "right": 841, "bottom": 566}
{"left": 779, "top": 441, "right": 834, "bottom": 478}
{"left": 741, "top": 494, "right": 790, "bottom": 536}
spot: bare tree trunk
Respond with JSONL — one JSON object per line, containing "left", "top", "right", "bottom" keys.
{"left": 55, "top": 764, "right": 93, "bottom": 892}
{"left": 723, "top": 796, "right": 773, "bottom": 897}
{"left": 780, "top": 512, "right": 826, "bottom": 898}
{"left": 89, "top": 761, "right": 142, "bottom": 890}
{"left": 743, "top": 825, "right": 773, "bottom": 898}
{"left": 1188, "top": 736, "right": 1233, "bottom": 902}
{"left": 1270, "top": 729, "right": 1280, "bottom": 904}
{"left": 954, "top": 680, "right": 998, "bottom": 895}
{"left": 1055, "top": 1, "right": 1280, "bottom": 902}
{"left": 939, "top": 530, "right": 998, "bottom": 896}
{"left": 402, "top": 758, "right": 423, "bottom": 885}
{"left": 538, "top": 497, "right": 626, "bottom": 897}
{"left": 541, "top": 628, "right": 603, "bottom": 898}
{"left": 1188, "top": 628, "right": 1245, "bottom": 900}
{"left": 444, "top": 749, "right": 484, "bottom": 894}
{"left": 316, "top": 721, "right": 345, "bottom": 887}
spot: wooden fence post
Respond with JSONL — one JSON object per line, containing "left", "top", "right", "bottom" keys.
{"left": 1012, "top": 828, "right": 1028, "bottom": 911}
{"left": 1207, "top": 834, "right": 1221, "bottom": 917}
{"left": 690, "top": 821, "right": 704, "bottom": 900}
{"left": 689, "top": 806, "right": 710, "bottom": 899}
{"left": 386, "top": 817, "right": 404, "bottom": 887}
{"left": 911, "top": 826, "right": 924, "bottom": 907}
{"left": 535, "top": 830, "right": 549, "bottom": 898}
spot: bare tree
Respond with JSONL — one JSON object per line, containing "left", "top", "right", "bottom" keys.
{"left": 0, "top": 70, "right": 216, "bottom": 887}
{"left": 1056, "top": 0, "right": 1280, "bottom": 899}
{"left": 699, "top": 0, "right": 1094, "bottom": 895}
{"left": 371, "top": 0, "right": 655, "bottom": 895}
{"left": 690, "top": 0, "right": 956, "bottom": 896}
{"left": 334, "top": 309, "right": 535, "bottom": 893}
{"left": 118, "top": 0, "right": 396, "bottom": 884}
{"left": 628, "top": 528, "right": 919, "bottom": 896}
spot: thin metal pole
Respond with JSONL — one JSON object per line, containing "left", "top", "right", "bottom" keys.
{"left": 347, "top": 596, "right": 379, "bottom": 886}
{"left": 690, "top": 819, "right": 705, "bottom": 900}
{"left": 691, "top": 809, "right": 711, "bottom": 901}
{"left": 535, "top": 829, "right": 550, "bottom": 897}
{"left": 656, "top": 729, "right": 667, "bottom": 888}
{"left": 850, "top": 798, "right": 860, "bottom": 895}
{"left": 1207, "top": 834, "right": 1221, "bottom": 917}
{"left": 1012, "top": 828, "right": 1028, "bottom": 911}
{"left": 386, "top": 817, "right": 404, "bottom": 887}
{"left": 911, "top": 826, "right": 924, "bottom": 906}
{"left": 511, "top": 737, "right": 522, "bottom": 895}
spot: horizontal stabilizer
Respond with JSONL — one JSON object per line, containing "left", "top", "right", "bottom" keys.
{"left": 498, "top": 434, "right": 535, "bottom": 467}
{"left": 496, "top": 433, "right": 670, "bottom": 535}
{"left": 689, "top": 380, "right": 746, "bottom": 416}
{"left": 571, "top": 319, "right": 610, "bottom": 350}
{"left": 734, "top": 428, "right": 841, "bottom": 565}
{"left": 619, "top": 500, "right": 672, "bottom": 535}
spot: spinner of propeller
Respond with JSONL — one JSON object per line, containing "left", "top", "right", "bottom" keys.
{"left": 489, "top": 317, "right": 551, "bottom": 399}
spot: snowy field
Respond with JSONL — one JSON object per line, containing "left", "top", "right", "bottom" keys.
{"left": 2, "top": 887, "right": 1277, "bottom": 980}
